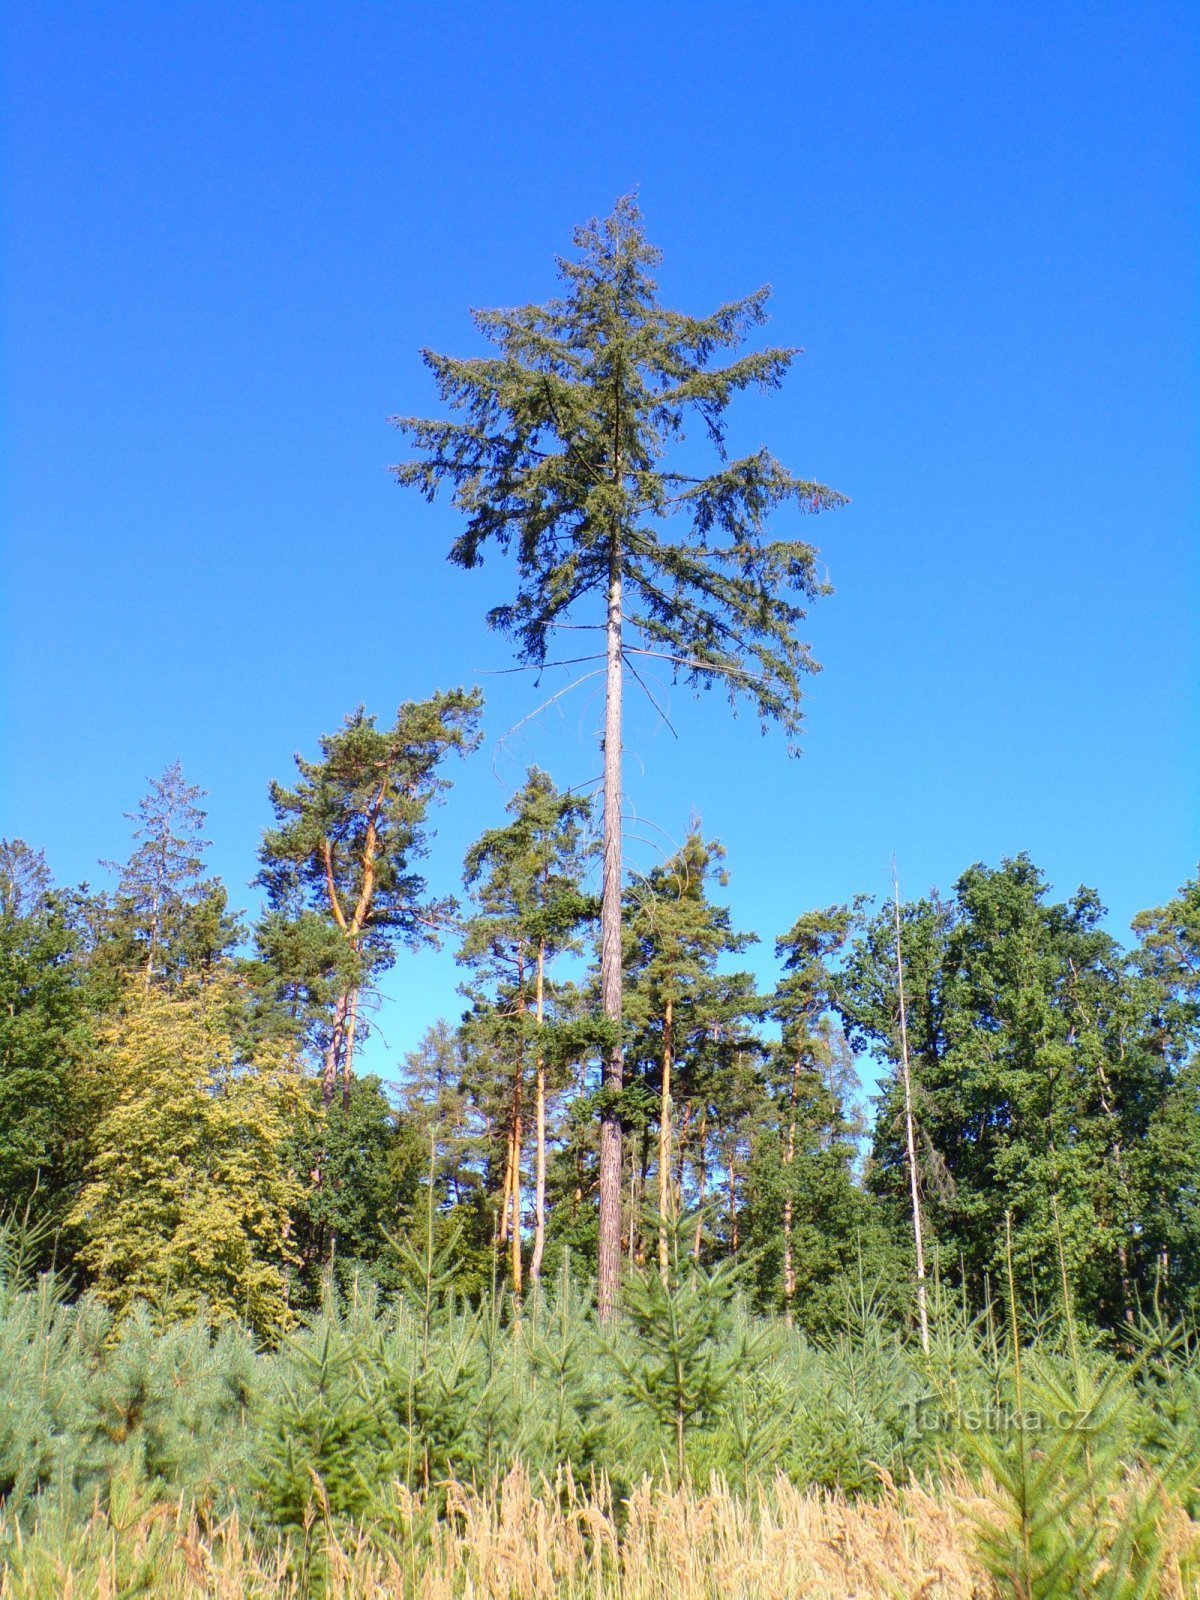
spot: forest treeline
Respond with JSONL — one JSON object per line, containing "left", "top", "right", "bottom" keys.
{"left": 2, "top": 727, "right": 1197, "bottom": 1342}
{"left": 3, "top": 197, "right": 1197, "bottom": 1352}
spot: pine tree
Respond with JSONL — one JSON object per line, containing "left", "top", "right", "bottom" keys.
{"left": 616, "top": 1219, "right": 749, "bottom": 1481}
{"left": 257, "top": 690, "right": 482, "bottom": 1107}
{"left": 622, "top": 833, "right": 756, "bottom": 1278}
{"left": 393, "top": 198, "right": 845, "bottom": 1314}
{"left": 399, "top": 1022, "right": 500, "bottom": 1298}
{"left": 97, "top": 763, "right": 238, "bottom": 992}
{"left": 457, "top": 770, "right": 596, "bottom": 1292}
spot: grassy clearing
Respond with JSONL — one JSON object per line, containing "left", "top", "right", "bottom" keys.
{"left": 4, "top": 1467, "right": 1199, "bottom": 1599}
{"left": 3, "top": 1240, "right": 1200, "bottom": 1597}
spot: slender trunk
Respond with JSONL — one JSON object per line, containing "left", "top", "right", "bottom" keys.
{"left": 341, "top": 983, "right": 360, "bottom": 1111}
{"left": 510, "top": 1072, "right": 523, "bottom": 1299}
{"left": 728, "top": 1142, "right": 738, "bottom": 1254}
{"left": 675, "top": 1101, "right": 690, "bottom": 1216}
{"left": 692, "top": 1109, "right": 707, "bottom": 1261}
{"left": 322, "top": 991, "right": 350, "bottom": 1108}
{"left": 783, "top": 1053, "right": 800, "bottom": 1326}
{"left": 499, "top": 1115, "right": 514, "bottom": 1245}
{"left": 530, "top": 938, "right": 548, "bottom": 1285}
{"left": 657, "top": 995, "right": 673, "bottom": 1282}
{"left": 143, "top": 849, "right": 165, "bottom": 993}
{"left": 893, "top": 866, "right": 930, "bottom": 1355}
{"left": 627, "top": 1171, "right": 638, "bottom": 1260}
{"left": 597, "top": 546, "right": 624, "bottom": 1321}
{"left": 635, "top": 1128, "right": 650, "bottom": 1267}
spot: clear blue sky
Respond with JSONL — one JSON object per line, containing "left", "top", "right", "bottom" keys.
{"left": 3, "top": 2, "right": 1197, "bottom": 1086}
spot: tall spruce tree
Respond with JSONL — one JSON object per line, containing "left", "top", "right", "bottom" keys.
{"left": 257, "top": 691, "right": 482, "bottom": 1107}
{"left": 393, "top": 198, "right": 845, "bottom": 1312}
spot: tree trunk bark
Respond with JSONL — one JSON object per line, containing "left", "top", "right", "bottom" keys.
{"left": 675, "top": 1100, "right": 690, "bottom": 1216}
{"left": 728, "top": 1141, "right": 738, "bottom": 1254}
{"left": 510, "top": 1070, "right": 523, "bottom": 1299}
{"left": 499, "top": 1119, "right": 514, "bottom": 1246}
{"left": 692, "top": 1109, "right": 707, "bottom": 1260}
{"left": 658, "top": 995, "right": 673, "bottom": 1282}
{"left": 530, "top": 937, "right": 548, "bottom": 1285}
{"left": 341, "top": 983, "right": 360, "bottom": 1111}
{"left": 322, "top": 990, "right": 350, "bottom": 1108}
{"left": 783, "top": 1054, "right": 800, "bottom": 1326}
{"left": 894, "top": 867, "right": 930, "bottom": 1355}
{"left": 597, "top": 550, "right": 624, "bottom": 1321}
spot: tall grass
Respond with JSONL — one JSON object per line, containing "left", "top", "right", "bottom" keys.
{"left": 1, "top": 1218, "right": 1198, "bottom": 1595}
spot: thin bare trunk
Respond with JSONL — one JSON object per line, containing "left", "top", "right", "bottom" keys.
{"left": 322, "top": 991, "right": 350, "bottom": 1108}
{"left": 597, "top": 547, "right": 624, "bottom": 1321}
{"left": 510, "top": 1073, "right": 523, "bottom": 1298}
{"left": 675, "top": 1101, "right": 690, "bottom": 1216}
{"left": 657, "top": 995, "right": 673, "bottom": 1282}
{"left": 728, "top": 1143, "right": 738, "bottom": 1254}
{"left": 530, "top": 938, "right": 548, "bottom": 1285}
{"left": 321, "top": 777, "right": 387, "bottom": 1106}
{"left": 341, "top": 983, "right": 360, "bottom": 1111}
{"left": 893, "top": 865, "right": 930, "bottom": 1355}
{"left": 692, "top": 1109, "right": 707, "bottom": 1260}
{"left": 783, "top": 1053, "right": 800, "bottom": 1326}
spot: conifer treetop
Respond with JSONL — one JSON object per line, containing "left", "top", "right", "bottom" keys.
{"left": 392, "top": 196, "right": 847, "bottom": 744}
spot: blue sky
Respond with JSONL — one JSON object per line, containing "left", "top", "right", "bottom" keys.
{"left": 3, "top": 2, "right": 1197, "bottom": 1089}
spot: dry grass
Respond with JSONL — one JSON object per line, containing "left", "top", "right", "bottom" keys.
{"left": 3, "top": 1467, "right": 1198, "bottom": 1599}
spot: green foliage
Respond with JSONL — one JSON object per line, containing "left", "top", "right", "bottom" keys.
{"left": 840, "top": 856, "right": 1200, "bottom": 1328}
{"left": 94, "top": 762, "right": 239, "bottom": 991}
{"left": 257, "top": 690, "right": 484, "bottom": 990}
{"left": 287, "top": 1075, "right": 425, "bottom": 1305}
{"left": 0, "top": 1211, "right": 1198, "bottom": 1590}
{"left": 0, "top": 842, "right": 93, "bottom": 1250}
{"left": 69, "top": 972, "right": 311, "bottom": 1333}
{"left": 254, "top": 1318, "right": 381, "bottom": 1534}
{"left": 615, "top": 1219, "right": 751, "bottom": 1479}
{"left": 256, "top": 689, "right": 483, "bottom": 1106}
{"left": 393, "top": 196, "right": 845, "bottom": 738}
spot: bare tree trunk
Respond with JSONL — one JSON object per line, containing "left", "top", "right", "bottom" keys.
{"left": 675, "top": 1100, "right": 690, "bottom": 1215}
{"left": 657, "top": 995, "right": 673, "bottom": 1283}
{"left": 510, "top": 1071, "right": 523, "bottom": 1299}
{"left": 530, "top": 937, "right": 548, "bottom": 1285}
{"left": 341, "top": 983, "right": 360, "bottom": 1111}
{"left": 783, "top": 1053, "right": 800, "bottom": 1326}
{"left": 597, "top": 550, "right": 624, "bottom": 1321}
{"left": 893, "top": 865, "right": 930, "bottom": 1355}
{"left": 636, "top": 1128, "right": 650, "bottom": 1267}
{"left": 499, "top": 1118, "right": 514, "bottom": 1246}
{"left": 322, "top": 991, "right": 350, "bottom": 1108}
{"left": 692, "top": 1109, "right": 707, "bottom": 1260}
{"left": 728, "top": 1141, "right": 738, "bottom": 1254}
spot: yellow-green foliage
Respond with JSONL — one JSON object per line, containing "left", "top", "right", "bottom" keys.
{"left": 69, "top": 974, "right": 311, "bottom": 1332}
